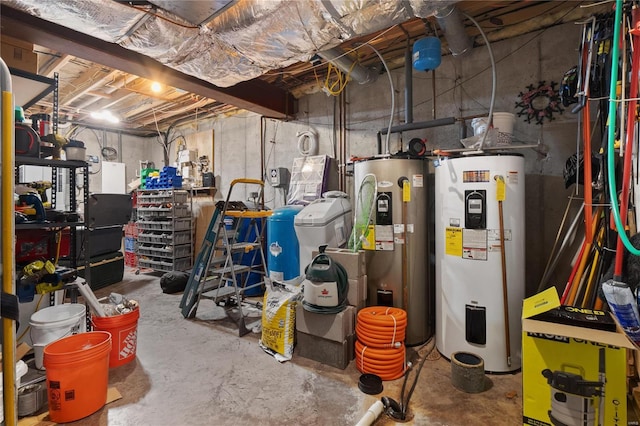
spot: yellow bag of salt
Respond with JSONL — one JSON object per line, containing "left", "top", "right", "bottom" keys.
{"left": 259, "top": 277, "right": 302, "bottom": 362}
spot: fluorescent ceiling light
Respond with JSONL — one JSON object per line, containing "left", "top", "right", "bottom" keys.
{"left": 90, "top": 110, "right": 120, "bottom": 123}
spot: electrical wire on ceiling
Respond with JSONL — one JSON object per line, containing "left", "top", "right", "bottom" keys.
{"left": 152, "top": 107, "right": 171, "bottom": 163}
{"left": 65, "top": 125, "right": 103, "bottom": 174}
{"left": 462, "top": 12, "right": 495, "bottom": 152}
{"left": 261, "top": 119, "right": 285, "bottom": 206}
{"left": 318, "top": 61, "right": 356, "bottom": 96}
{"left": 123, "top": 3, "right": 199, "bottom": 29}
{"left": 358, "top": 43, "right": 395, "bottom": 155}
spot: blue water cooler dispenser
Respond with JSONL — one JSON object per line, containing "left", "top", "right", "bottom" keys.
{"left": 267, "top": 205, "right": 304, "bottom": 281}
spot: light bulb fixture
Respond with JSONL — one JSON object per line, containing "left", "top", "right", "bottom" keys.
{"left": 151, "top": 81, "right": 162, "bottom": 93}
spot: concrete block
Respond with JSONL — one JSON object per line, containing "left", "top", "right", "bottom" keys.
{"left": 295, "top": 331, "right": 354, "bottom": 370}
{"left": 311, "top": 248, "right": 367, "bottom": 278}
{"left": 347, "top": 275, "right": 367, "bottom": 310}
{"left": 296, "top": 305, "right": 355, "bottom": 342}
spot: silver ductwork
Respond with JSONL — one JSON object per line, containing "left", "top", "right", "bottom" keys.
{"left": 5, "top": 0, "right": 457, "bottom": 88}
{"left": 316, "top": 48, "right": 377, "bottom": 85}
{"left": 435, "top": 4, "right": 472, "bottom": 56}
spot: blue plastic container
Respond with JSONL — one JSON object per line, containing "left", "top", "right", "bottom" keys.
{"left": 124, "top": 236, "right": 136, "bottom": 253}
{"left": 412, "top": 36, "right": 442, "bottom": 71}
{"left": 162, "top": 166, "right": 178, "bottom": 177}
{"left": 267, "top": 205, "right": 303, "bottom": 281}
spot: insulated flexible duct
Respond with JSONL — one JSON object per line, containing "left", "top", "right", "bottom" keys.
{"left": 435, "top": 5, "right": 472, "bottom": 56}
{"left": 316, "top": 48, "right": 377, "bottom": 85}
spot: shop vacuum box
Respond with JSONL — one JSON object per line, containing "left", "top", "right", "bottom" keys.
{"left": 522, "top": 288, "right": 634, "bottom": 426}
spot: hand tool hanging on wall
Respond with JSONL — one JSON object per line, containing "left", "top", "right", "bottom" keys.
{"left": 573, "top": 17, "right": 597, "bottom": 114}
{"left": 564, "top": 207, "right": 602, "bottom": 305}
{"left": 579, "top": 17, "right": 597, "bottom": 243}
{"left": 582, "top": 222, "right": 606, "bottom": 308}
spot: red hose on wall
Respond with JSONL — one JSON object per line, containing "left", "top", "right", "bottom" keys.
{"left": 355, "top": 307, "right": 407, "bottom": 381}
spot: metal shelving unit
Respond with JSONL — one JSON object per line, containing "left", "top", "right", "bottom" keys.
{"left": 136, "top": 189, "right": 192, "bottom": 272}
{"left": 15, "top": 156, "right": 91, "bottom": 296}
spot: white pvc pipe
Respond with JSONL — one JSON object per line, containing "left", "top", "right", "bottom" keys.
{"left": 354, "top": 400, "right": 384, "bottom": 426}
{"left": 76, "top": 281, "right": 106, "bottom": 317}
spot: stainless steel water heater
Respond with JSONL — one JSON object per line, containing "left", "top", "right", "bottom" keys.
{"left": 435, "top": 154, "right": 525, "bottom": 372}
{"left": 353, "top": 158, "right": 432, "bottom": 346}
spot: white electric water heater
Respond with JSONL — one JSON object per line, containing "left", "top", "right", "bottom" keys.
{"left": 435, "top": 154, "right": 525, "bottom": 372}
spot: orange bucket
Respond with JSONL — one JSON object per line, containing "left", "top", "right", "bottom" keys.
{"left": 92, "top": 308, "right": 140, "bottom": 368}
{"left": 43, "top": 331, "right": 111, "bottom": 423}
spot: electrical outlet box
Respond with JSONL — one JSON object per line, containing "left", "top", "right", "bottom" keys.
{"left": 270, "top": 167, "right": 289, "bottom": 187}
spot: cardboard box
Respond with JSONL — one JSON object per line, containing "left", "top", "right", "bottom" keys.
{"left": 296, "top": 305, "right": 355, "bottom": 342}
{"left": 311, "top": 248, "right": 367, "bottom": 278}
{"left": 522, "top": 288, "right": 634, "bottom": 426}
{"left": 1, "top": 36, "right": 38, "bottom": 74}
{"left": 295, "top": 331, "right": 354, "bottom": 370}
{"left": 193, "top": 201, "right": 216, "bottom": 253}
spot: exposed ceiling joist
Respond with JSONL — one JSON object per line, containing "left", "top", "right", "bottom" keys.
{"left": 39, "top": 53, "right": 72, "bottom": 78}
{"left": 60, "top": 69, "right": 119, "bottom": 106}
{"left": 0, "top": 4, "right": 297, "bottom": 121}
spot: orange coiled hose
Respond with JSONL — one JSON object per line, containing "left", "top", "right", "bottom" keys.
{"left": 355, "top": 306, "right": 407, "bottom": 381}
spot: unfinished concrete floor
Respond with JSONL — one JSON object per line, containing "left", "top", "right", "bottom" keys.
{"left": 24, "top": 270, "right": 522, "bottom": 425}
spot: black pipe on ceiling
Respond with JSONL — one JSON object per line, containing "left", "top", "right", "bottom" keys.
{"left": 377, "top": 117, "right": 457, "bottom": 155}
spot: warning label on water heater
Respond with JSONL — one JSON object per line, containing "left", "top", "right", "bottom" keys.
{"left": 463, "top": 170, "right": 490, "bottom": 183}
{"left": 462, "top": 229, "right": 487, "bottom": 261}
{"left": 445, "top": 227, "right": 462, "bottom": 256}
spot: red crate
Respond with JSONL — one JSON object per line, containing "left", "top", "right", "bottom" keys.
{"left": 16, "top": 229, "right": 70, "bottom": 264}
{"left": 124, "top": 251, "right": 138, "bottom": 267}
{"left": 124, "top": 222, "right": 139, "bottom": 238}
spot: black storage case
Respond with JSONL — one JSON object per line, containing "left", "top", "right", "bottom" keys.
{"left": 77, "top": 251, "right": 125, "bottom": 290}
{"left": 75, "top": 226, "right": 123, "bottom": 259}
{"left": 88, "top": 194, "right": 132, "bottom": 227}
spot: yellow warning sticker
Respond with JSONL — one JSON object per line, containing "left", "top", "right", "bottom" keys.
{"left": 363, "top": 225, "right": 376, "bottom": 250}
{"left": 445, "top": 227, "right": 463, "bottom": 256}
{"left": 403, "top": 180, "right": 411, "bottom": 202}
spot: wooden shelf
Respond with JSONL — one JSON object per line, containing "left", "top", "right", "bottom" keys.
{"left": 191, "top": 187, "right": 217, "bottom": 197}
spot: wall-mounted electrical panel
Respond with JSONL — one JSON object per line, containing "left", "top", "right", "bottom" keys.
{"left": 270, "top": 167, "right": 289, "bottom": 188}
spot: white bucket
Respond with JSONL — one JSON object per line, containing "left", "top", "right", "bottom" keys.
{"left": 492, "top": 112, "right": 515, "bottom": 135}
{"left": 0, "top": 360, "right": 28, "bottom": 423}
{"left": 29, "top": 304, "right": 86, "bottom": 370}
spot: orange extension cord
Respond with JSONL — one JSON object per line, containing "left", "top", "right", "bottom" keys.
{"left": 355, "top": 306, "right": 407, "bottom": 381}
